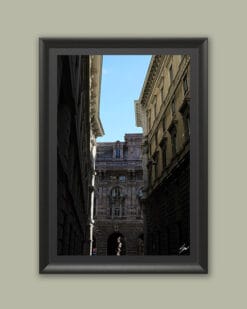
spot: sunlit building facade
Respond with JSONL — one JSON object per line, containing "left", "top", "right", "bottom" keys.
{"left": 135, "top": 55, "right": 190, "bottom": 255}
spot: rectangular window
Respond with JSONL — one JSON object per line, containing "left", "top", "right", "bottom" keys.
{"left": 121, "top": 204, "right": 125, "bottom": 216}
{"left": 153, "top": 151, "right": 158, "bottom": 179}
{"left": 155, "top": 161, "right": 158, "bottom": 179}
{"left": 114, "top": 208, "right": 120, "bottom": 216}
{"left": 162, "top": 146, "right": 166, "bottom": 169}
{"left": 183, "top": 74, "right": 188, "bottom": 95}
{"left": 180, "top": 102, "right": 190, "bottom": 141}
{"left": 171, "top": 130, "right": 177, "bottom": 157}
{"left": 119, "top": 176, "right": 126, "bottom": 182}
{"left": 115, "top": 148, "right": 120, "bottom": 158}
{"left": 169, "top": 65, "right": 173, "bottom": 83}
{"left": 182, "top": 107, "right": 190, "bottom": 140}
{"left": 171, "top": 97, "right": 176, "bottom": 116}
{"left": 160, "top": 86, "right": 164, "bottom": 103}
{"left": 160, "top": 138, "right": 167, "bottom": 170}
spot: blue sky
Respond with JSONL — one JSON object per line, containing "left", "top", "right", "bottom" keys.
{"left": 97, "top": 55, "right": 151, "bottom": 142}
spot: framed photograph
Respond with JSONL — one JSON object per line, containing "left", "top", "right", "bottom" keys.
{"left": 39, "top": 38, "right": 208, "bottom": 273}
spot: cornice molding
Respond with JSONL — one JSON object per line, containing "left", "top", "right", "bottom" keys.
{"left": 139, "top": 55, "right": 164, "bottom": 108}
{"left": 89, "top": 55, "right": 104, "bottom": 138}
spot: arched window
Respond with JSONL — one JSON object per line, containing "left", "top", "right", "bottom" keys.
{"left": 109, "top": 187, "right": 125, "bottom": 218}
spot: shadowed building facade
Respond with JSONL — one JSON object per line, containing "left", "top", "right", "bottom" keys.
{"left": 94, "top": 134, "right": 144, "bottom": 255}
{"left": 135, "top": 55, "right": 190, "bottom": 255}
{"left": 57, "top": 55, "right": 104, "bottom": 255}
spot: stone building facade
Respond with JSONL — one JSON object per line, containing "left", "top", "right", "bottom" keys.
{"left": 57, "top": 55, "right": 104, "bottom": 255}
{"left": 135, "top": 55, "right": 190, "bottom": 255}
{"left": 94, "top": 134, "right": 144, "bottom": 255}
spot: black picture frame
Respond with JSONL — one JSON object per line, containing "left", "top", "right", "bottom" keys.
{"left": 39, "top": 38, "right": 208, "bottom": 274}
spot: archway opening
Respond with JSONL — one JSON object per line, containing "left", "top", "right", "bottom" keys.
{"left": 107, "top": 232, "right": 126, "bottom": 255}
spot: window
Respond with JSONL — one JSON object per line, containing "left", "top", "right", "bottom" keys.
{"left": 115, "top": 148, "right": 120, "bottom": 158}
{"left": 162, "top": 146, "right": 167, "bottom": 169}
{"left": 148, "top": 116, "right": 151, "bottom": 131}
{"left": 160, "top": 86, "right": 164, "bottom": 103}
{"left": 169, "top": 64, "right": 173, "bottom": 83}
{"left": 180, "top": 103, "right": 190, "bottom": 141}
{"left": 171, "top": 96, "right": 176, "bottom": 116}
{"left": 111, "top": 187, "right": 120, "bottom": 198}
{"left": 184, "top": 113, "right": 190, "bottom": 139}
{"left": 170, "top": 127, "right": 177, "bottom": 157}
{"left": 160, "top": 138, "right": 167, "bottom": 170}
{"left": 183, "top": 74, "right": 188, "bottom": 95}
{"left": 122, "top": 204, "right": 125, "bottom": 216}
{"left": 115, "top": 141, "right": 121, "bottom": 158}
{"left": 119, "top": 175, "right": 126, "bottom": 182}
{"left": 110, "top": 187, "right": 125, "bottom": 218}
{"left": 114, "top": 208, "right": 120, "bottom": 217}
{"left": 153, "top": 151, "right": 159, "bottom": 179}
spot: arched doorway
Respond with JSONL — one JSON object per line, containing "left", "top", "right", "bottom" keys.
{"left": 107, "top": 232, "right": 126, "bottom": 255}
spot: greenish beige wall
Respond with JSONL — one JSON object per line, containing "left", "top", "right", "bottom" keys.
{"left": 0, "top": 0, "right": 246, "bottom": 308}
